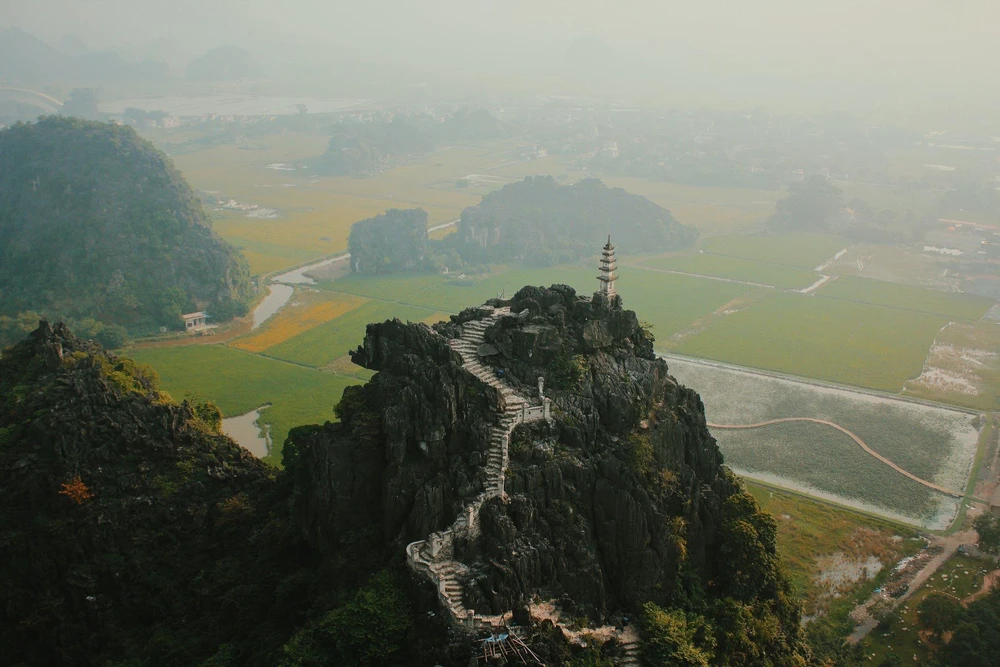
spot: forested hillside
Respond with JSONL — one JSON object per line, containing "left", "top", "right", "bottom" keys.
{"left": 445, "top": 176, "right": 698, "bottom": 265}
{"left": 348, "top": 208, "right": 429, "bottom": 274}
{"left": 0, "top": 117, "right": 254, "bottom": 342}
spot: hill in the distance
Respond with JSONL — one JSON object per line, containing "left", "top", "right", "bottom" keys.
{"left": 445, "top": 175, "right": 698, "bottom": 265}
{"left": 0, "top": 117, "right": 254, "bottom": 339}
{"left": 185, "top": 45, "right": 262, "bottom": 81}
{"left": 0, "top": 27, "right": 168, "bottom": 84}
{"left": 347, "top": 177, "right": 697, "bottom": 275}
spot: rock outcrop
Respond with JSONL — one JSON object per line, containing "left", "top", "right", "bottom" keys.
{"left": 2, "top": 282, "right": 809, "bottom": 666}
{"left": 286, "top": 283, "right": 808, "bottom": 664}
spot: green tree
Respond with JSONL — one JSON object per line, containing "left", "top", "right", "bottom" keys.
{"left": 877, "top": 653, "right": 902, "bottom": 667}
{"left": 769, "top": 175, "right": 844, "bottom": 232}
{"left": 916, "top": 593, "right": 961, "bottom": 639}
{"left": 61, "top": 88, "right": 101, "bottom": 120}
{"left": 641, "top": 603, "right": 716, "bottom": 667}
{"left": 280, "top": 571, "right": 413, "bottom": 667}
{"left": 974, "top": 513, "right": 1000, "bottom": 553}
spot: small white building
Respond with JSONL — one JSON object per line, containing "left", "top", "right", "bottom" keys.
{"left": 181, "top": 311, "right": 210, "bottom": 332}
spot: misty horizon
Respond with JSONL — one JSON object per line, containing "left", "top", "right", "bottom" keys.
{"left": 2, "top": 0, "right": 1000, "bottom": 123}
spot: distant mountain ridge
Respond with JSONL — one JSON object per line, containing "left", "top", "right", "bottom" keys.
{"left": 0, "top": 116, "right": 254, "bottom": 336}
{"left": 0, "top": 27, "right": 168, "bottom": 84}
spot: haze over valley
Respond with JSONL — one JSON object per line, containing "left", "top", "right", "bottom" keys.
{"left": 2, "top": 2, "right": 1000, "bottom": 666}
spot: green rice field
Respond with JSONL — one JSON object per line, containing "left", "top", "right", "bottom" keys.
{"left": 816, "top": 275, "right": 994, "bottom": 320}
{"left": 265, "top": 300, "right": 436, "bottom": 368}
{"left": 640, "top": 253, "right": 820, "bottom": 289}
{"left": 702, "top": 232, "right": 847, "bottom": 269}
{"left": 675, "top": 291, "right": 950, "bottom": 392}
{"left": 131, "top": 345, "right": 358, "bottom": 464}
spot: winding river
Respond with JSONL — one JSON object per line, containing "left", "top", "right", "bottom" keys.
{"left": 248, "top": 218, "right": 459, "bottom": 330}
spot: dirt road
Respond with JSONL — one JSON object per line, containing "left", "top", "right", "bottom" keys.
{"left": 847, "top": 530, "right": 976, "bottom": 643}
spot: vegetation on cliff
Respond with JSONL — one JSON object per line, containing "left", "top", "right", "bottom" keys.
{"left": 0, "top": 117, "right": 254, "bottom": 341}
{"left": 4, "top": 282, "right": 813, "bottom": 666}
{"left": 0, "top": 322, "right": 442, "bottom": 666}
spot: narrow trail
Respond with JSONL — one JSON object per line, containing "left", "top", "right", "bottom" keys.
{"left": 848, "top": 530, "right": 976, "bottom": 643}
{"left": 707, "top": 417, "right": 963, "bottom": 498}
{"left": 963, "top": 569, "right": 1000, "bottom": 606}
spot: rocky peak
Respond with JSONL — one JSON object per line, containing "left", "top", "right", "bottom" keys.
{"left": 286, "top": 284, "right": 805, "bottom": 662}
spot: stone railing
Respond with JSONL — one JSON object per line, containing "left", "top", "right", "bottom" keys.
{"left": 405, "top": 305, "right": 548, "bottom": 632}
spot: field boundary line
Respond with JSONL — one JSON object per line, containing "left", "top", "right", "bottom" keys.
{"left": 658, "top": 352, "right": 983, "bottom": 416}
{"left": 742, "top": 478, "right": 920, "bottom": 532}
{"left": 811, "top": 292, "right": 992, "bottom": 324}
{"left": 708, "top": 417, "right": 962, "bottom": 498}
{"left": 630, "top": 262, "right": 778, "bottom": 289}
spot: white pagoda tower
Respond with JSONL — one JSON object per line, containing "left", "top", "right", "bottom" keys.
{"left": 597, "top": 235, "right": 617, "bottom": 297}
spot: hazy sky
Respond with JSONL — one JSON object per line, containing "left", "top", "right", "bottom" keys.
{"left": 5, "top": 0, "right": 1000, "bottom": 114}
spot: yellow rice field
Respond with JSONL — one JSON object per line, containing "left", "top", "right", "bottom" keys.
{"left": 230, "top": 291, "right": 367, "bottom": 353}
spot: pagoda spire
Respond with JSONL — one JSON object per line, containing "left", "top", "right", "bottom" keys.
{"left": 597, "top": 236, "right": 617, "bottom": 298}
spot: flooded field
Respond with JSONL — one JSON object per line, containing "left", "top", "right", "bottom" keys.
{"left": 665, "top": 354, "right": 982, "bottom": 528}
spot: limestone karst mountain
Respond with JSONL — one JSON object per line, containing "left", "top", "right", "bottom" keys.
{"left": 0, "top": 117, "right": 254, "bottom": 339}
{"left": 0, "top": 272, "right": 806, "bottom": 666}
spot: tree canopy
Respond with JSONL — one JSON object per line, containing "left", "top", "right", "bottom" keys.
{"left": 314, "top": 118, "right": 430, "bottom": 177}
{"left": 348, "top": 208, "right": 429, "bottom": 275}
{"left": 769, "top": 175, "right": 845, "bottom": 232}
{"left": 444, "top": 176, "right": 697, "bottom": 266}
{"left": 0, "top": 116, "right": 253, "bottom": 336}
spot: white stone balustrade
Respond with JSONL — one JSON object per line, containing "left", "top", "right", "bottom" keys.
{"left": 405, "top": 304, "right": 553, "bottom": 632}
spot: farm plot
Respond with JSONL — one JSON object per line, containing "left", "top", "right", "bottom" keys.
{"left": 230, "top": 289, "right": 367, "bottom": 353}
{"left": 675, "top": 291, "right": 949, "bottom": 392}
{"left": 903, "top": 321, "right": 1000, "bottom": 410}
{"left": 131, "top": 345, "right": 358, "bottom": 464}
{"left": 173, "top": 137, "right": 482, "bottom": 274}
{"left": 665, "top": 355, "right": 982, "bottom": 528}
{"left": 816, "top": 275, "right": 994, "bottom": 320}
{"left": 265, "top": 300, "right": 437, "bottom": 368}
{"left": 702, "top": 232, "right": 846, "bottom": 269}
{"left": 825, "top": 244, "right": 960, "bottom": 291}
{"left": 747, "top": 482, "right": 920, "bottom": 617}
{"left": 639, "top": 253, "right": 819, "bottom": 289}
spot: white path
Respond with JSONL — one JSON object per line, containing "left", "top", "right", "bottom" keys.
{"left": 798, "top": 274, "right": 835, "bottom": 294}
{"left": 404, "top": 304, "right": 643, "bottom": 664}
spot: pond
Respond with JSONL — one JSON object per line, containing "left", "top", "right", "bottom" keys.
{"left": 222, "top": 405, "right": 272, "bottom": 458}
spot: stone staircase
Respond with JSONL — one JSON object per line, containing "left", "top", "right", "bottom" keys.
{"left": 406, "top": 305, "right": 550, "bottom": 632}
{"left": 619, "top": 626, "right": 641, "bottom": 666}
{"left": 529, "top": 600, "right": 643, "bottom": 666}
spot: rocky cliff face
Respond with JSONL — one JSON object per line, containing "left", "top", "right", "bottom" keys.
{"left": 287, "top": 284, "right": 808, "bottom": 664}
{"left": 3, "top": 285, "right": 808, "bottom": 665}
